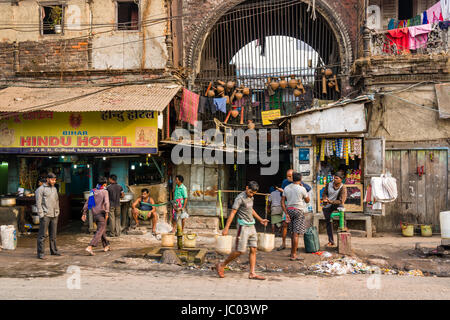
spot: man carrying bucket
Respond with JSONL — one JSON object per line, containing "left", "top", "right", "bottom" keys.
{"left": 215, "top": 181, "right": 269, "bottom": 280}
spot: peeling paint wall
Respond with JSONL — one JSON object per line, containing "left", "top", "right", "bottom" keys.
{"left": 0, "top": 0, "right": 168, "bottom": 71}
{"left": 368, "top": 84, "right": 450, "bottom": 142}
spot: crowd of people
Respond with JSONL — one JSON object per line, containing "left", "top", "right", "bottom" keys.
{"left": 35, "top": 168, "right": 346, "bottom": 282}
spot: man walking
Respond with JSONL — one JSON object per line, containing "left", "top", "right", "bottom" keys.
{"left": 36, "top": 172, "right": 62, "bottom": 259}
{"left": 321, "top": 171, "right": 347, "bottom": 247}
{"left": 276, "top": 169, "right": 311, "bottom": 251}
{"left": 82, "top": 177, "right": 110, "bottom": 255}
{"left": 107, "top": 174, "right": 124, "bottom": 237}
{"left": 281, "top": 172, "right": 310, "bottom": 260}
{"left": 215, "top": 181, "right": 269, "bottom": 280}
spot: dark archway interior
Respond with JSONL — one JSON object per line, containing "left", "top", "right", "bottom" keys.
{"left": 196, "top": 0, "right": 343, "bottom": 125}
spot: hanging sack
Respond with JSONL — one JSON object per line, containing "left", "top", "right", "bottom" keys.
{"left": 304, "top": 226, "right": 320, "bottom": 253}
{"left": 1, "top": 225, "right": 17, "bottom": 250}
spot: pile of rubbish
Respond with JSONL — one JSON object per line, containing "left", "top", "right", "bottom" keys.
{"left": 308, "top": 257, "right": 424, "bottom": 276}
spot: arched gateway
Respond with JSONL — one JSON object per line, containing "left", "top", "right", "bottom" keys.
{"left": 185, "top": 0, "right": 354, "bottom": 125}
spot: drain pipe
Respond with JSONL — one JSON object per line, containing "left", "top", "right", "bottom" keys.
{"left": 363, "top": 0, "right": 371, "bottom": 57}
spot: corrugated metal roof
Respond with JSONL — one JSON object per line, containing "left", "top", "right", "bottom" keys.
{"left": 0, "top": 84, "right": 181, "bottom": 113}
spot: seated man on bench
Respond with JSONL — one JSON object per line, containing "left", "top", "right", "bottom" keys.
{"left": 131, "top": 188, "right": 157, "bottom": 235}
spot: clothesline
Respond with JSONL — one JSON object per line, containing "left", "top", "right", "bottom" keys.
{"left": 388, "top": 0, "right": 449, "bottom": 30}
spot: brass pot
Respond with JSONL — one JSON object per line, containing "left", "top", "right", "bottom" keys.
{"left": 217, "top": 85, "right": 225, "bottom": 94}
{"left": 279, "top": 77, "right": 288, "bottom": 89}
{"left": 288, "top": 75, "right": 297, "bottom": 89}
{"left": 235, "top": 92, "right": 243, "bottom": 100}
{"left": 270, "top": 78, "right": 280, "bottom": 90}
{"left": 224, "top": 95, "right": 230, "bottom": 104}
{"left": 226, "top": 81, "right": 235, "bottom": 89}
{"left": 231, "top": 110, "right": 239, "bottom": 117}
{"left": 243, "top": 87, "right": 250, "bottom": 95}
{"left": 217, "top": 80, "right": 226, "bottom": 86}
{"left": 247, "top": 121, "right": 255, "bottom": 130}
{"left": 325, "top": 68, "right": 333, "bottom": 77}
{"left": 293, "top": 88, "right": 302, "bottom": 97}
{"left": 207, "top": 90, "right": 215, "bottom": 97}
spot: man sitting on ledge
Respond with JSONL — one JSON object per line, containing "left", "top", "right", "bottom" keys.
{"left": 131, "top": 188, "right": 157, "bottom": 236}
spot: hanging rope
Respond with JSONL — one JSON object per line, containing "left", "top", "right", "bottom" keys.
{"left": 306, "top": 0, "right": 317, "bottom": 21}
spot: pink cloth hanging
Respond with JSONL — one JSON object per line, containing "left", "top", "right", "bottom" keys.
{"left": 408, "top": 24, "right": 433, "bottom": 50}
{"left": 179, "top": 88, "right": 200, "bottom": 127}
{"left": 427, "top": 1, "right": 444, "bottom": 24}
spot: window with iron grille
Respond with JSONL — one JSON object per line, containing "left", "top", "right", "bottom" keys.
{"left": 40, "top": 4, "right": 65, "bottom": 35}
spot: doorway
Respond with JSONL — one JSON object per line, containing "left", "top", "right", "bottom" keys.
{"left": 383, "top": 149, "right": 448, "bottom": 232}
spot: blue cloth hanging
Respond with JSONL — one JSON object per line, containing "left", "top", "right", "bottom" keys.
{"left": 213, "top": 97, "right": 227, "bottom": 113}
{"left": 388, "top": 18, "right": 398, "bottom": 30}
{"left": 423, "top": 10, "right": 428, "bottom": 24}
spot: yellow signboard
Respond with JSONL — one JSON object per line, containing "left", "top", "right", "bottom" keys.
{"left": 261, "top": 109, "right": 281, "bottom": 126}
{"left": 0, "top": 111, "right": 158, "bottom": 154}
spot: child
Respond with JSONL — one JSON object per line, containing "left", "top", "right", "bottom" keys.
{"left": 215, "top": 181, "right": 269, "bottom": 280}
{"left": 172, "top": 175, "right": 189, "bottom": 232}
{"left": 268, "top": 186, "right": 283, "bottom": 234}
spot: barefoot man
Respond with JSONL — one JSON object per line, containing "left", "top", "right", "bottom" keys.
{"left": 216, "top": 181, "right": 269, "bottom": 280}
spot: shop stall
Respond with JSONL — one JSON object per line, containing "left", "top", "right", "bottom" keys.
{"left": 0, "top": 84, "right": 180, "bottom": 232}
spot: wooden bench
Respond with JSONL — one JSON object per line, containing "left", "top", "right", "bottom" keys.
{"left": 313, "top": 212, "right": 372, "bottom": 238}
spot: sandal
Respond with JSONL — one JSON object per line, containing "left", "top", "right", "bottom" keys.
{"left": 248, "top": 274, "right": 266, "bottom": 280}
{"left": 326, "top": 242, "right": 335, "bottom": 247}
{"left": 277, "top": 245, "right": 286, "bottom": 251}
{"left": 104, "top": 246, "right": 111, "bottom": 252}
{"left": 290, "top": 256, "right": 304, "bottom": 261}
{"left": 85, "top": 247, "right": 95, "bottom": 256}
{"left": 215, "top": 263, "right": 225, "bottom": 278}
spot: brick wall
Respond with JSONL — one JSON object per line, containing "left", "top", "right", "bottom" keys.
{"left": 18, "top": 38, "right": 89, "bottom": 73}
{"left": 0, "top": 42, "right": 15, "bottom": 78}
{"left": 181, "top": 0, "right": 362, "bottom": 66}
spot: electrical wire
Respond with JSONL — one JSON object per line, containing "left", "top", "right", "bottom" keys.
{"left": 379, "top": 92, "right": 450, "bottom": 117}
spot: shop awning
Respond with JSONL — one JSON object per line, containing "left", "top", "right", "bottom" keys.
{"left": 0, "top": 83, "right": 181, "bottom": 114}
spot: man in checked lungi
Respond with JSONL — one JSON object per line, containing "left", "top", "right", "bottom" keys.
{"left": 281, "top": 172, "right": 310, "bottom": 261}
{"left": 215, "top": 181, "right": 269, "bottom": 280}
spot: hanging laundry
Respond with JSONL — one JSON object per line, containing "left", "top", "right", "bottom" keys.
{"left": 427, "top": 1, "right": 444, "bottom": 24}
{"left": 408, "top": 24, "right": 433, "bottom": 50}
{"left": 442, "top": 0, "right": 450, "bottom": 21}
{"left": 213, "top": 97, "right": 227, "bottom": 113}
{"left": 397, "top": 20, "right": 407, "bottom": 28}
{"left": 423, "top": 10, "right": 429, "bottom": 24}
{"left": 179, "top": 88, "right": 200, "bottom": 126}
{"left": 410, "top": 14, "right": 422, "bottom": 26}
{"left": 198, "top": 96, "right": 215, "bottom": 114}
{"left": 439, "top": 20, "right": 450, "bottom": 30}
{"left": 388, "top": 18, "right": 398, "bottom": 30}
{"left": 384, "top": 28, "right": 410, "bottom": 54}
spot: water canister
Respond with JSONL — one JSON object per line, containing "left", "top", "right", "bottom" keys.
{"left": 257, "top": 233, "right": 275, "bottom": 252}
{"left": 183, "top": 233, "right": 197, "bottom": 248}
{"left": 440, "top": 211, "right": 450, "bottom": 239}
{"left": 161, "top": 233, "right": 175, "bottom": 247}
{"left": 216, "top": 235, "right": 233, "bottom": 255}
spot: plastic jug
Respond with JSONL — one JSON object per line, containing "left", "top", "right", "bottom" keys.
{"left": 216, "top": 235, "right": 233, "bottom": 255}
{"left": 420, "top": 225, "right": 433, "bottom": 237}
{"left": 257, "top": 233, "right": 275, "bottom": 252}
{"left": 440, "top": 211, "right": 450, "bottom": 239}
{"left": 183, "top": 233, "right": 197, "bottom": 248}
{"left": 1, "top": 225, "right": 17, "bottom": 250}
{"left": 161, "top": 233, "right": 174, "bottom": 247}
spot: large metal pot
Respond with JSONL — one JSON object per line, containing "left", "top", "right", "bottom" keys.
{"left": 123, "top": 192, "right": 134, "bottom": 202}
{"left": 1, "top": 197, "right": 16, "bottom": 206}
{"left": 32, "top": 205, "right": 39, "bottom": 213}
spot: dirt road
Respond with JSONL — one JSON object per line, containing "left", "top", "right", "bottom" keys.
{"left": 1, "top": 267, "right": 449, "bottom": 300}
